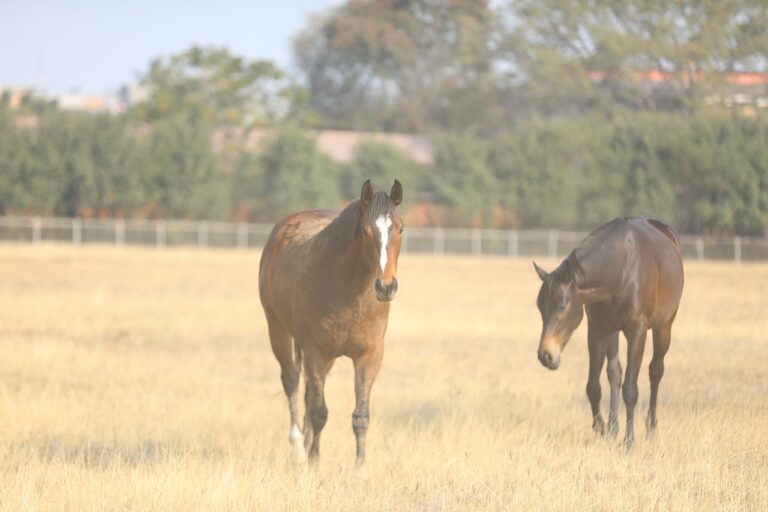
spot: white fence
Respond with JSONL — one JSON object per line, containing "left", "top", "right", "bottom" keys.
{"left": 0, "top": 216, "right": 766, "bottom": 262}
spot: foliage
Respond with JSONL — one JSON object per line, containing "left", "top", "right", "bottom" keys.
{"left": 143, "top": 114, "right": 227, "bottom": 220}
{"left": 133, "top": 45, "right": 285, "bottom": 127}
{"left": 294, "top": 0, "right": 498, "bottom": 132}
{"left": 342, "top": 140, "right": 425, "bottom": 200}
{"left": 2, "top": 18, "right": 768, "bottom": 235}
{"left": 259, "top": 126, "right": 341, "bottom": 217}
{"left": 2, "top": 103, "right": 767, "bottom": 234}
{"left": 496, "top": 0, "right": 768, "bottom": 115}
{"left": 429, "top": 132, "right": 496, "bottom": 226}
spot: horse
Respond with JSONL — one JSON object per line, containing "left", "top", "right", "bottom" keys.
{"left": 259, "top": 179, "right": 404, "bottom": 465}
{"left": 532, "top": 217, "right": 684, "bottom": 446}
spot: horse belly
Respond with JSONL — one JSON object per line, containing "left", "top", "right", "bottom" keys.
{"left": 260, "top": 236, "right": 315, "bottom": 335}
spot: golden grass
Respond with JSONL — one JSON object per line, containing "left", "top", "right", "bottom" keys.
{"left": 0, "top": 244, "right": 766, "bottom": 511}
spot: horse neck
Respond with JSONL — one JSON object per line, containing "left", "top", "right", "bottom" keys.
{"left": 572, "top": 241, "right": 625, "bottom": 296}
{"left": 315, "top": 230, "right": 378, "bottom": 298}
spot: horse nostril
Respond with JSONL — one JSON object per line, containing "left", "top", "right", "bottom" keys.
{"left": 374, "top": 278, "right": 397, "bottom": 300}
{"left": 539, "top": 351, "right": 553, "bottom": 366}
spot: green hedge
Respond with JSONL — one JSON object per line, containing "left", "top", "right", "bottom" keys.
{"left": 0, "top": 107, "right": 766, "bottom": 235}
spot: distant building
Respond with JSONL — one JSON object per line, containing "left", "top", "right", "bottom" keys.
{"left": 56, "top": 92, "right": 124, "bottom": 114}
{"left": 588, "top": 70, "right": 768, "bottom": 110}
{"left": 0, "top": 84, "right": 38, "bottom": 109}
{"left": 118, "top": 83, "right": 151, "bottom": 108}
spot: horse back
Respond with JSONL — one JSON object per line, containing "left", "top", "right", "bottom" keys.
{"left": 636, "top": 217, "right": 681, "bottom": 251}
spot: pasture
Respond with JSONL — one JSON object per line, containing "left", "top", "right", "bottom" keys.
{"left": 0, "top": 245, "right": 765, "bottom": 511}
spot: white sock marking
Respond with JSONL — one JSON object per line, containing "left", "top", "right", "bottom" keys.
{"left": 375, "top": 215, "right": 392, "bottom": 272}
{"left": 290, "top": 423, "right": 304, "bottom": 442}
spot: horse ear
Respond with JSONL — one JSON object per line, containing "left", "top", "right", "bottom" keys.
{"left": 390, "top": 179, "right": 403, "bottom": 206}
{"left": 533, "top": 261, "right": 548, "bottom": 281}
{"left": 361, "top": 179, "right": 373, "bottom": 207}
{"left": 562, "top": 258, "right": 575, "bottom": 282}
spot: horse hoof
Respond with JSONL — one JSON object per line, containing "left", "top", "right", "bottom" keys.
{"left": 291, "top": 444, "right": 307, "bottom": 464}
{"left": 645, "top": 417, "right": 658, "bottom": 436}
{"left": 592, "top": 417, "right": 606, "bottom": 435}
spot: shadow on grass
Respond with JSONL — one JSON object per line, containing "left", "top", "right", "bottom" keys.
{"left": 380, "top": 393, "right": 528, "bottom": 433}
{"left": 11, "top": 436, "right": 224, "bottom": 468}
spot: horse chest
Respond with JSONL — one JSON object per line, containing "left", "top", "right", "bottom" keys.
{"left": 292, "top": 296, "right": 387, "bottom": 356}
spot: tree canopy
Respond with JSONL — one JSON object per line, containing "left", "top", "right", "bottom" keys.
{"left": 1, "top": 1, "right": 768, "bottom": 236}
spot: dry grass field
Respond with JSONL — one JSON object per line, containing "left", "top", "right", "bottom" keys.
{"left": 0, "top": 244, "right": 766, "bottom": 511}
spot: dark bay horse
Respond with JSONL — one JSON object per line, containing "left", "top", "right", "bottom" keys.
{"left": 533, "top": 217, "right": 684, "bottom": 446}
{"left": 259, "top": 180, "right": 404, "bottom": 465}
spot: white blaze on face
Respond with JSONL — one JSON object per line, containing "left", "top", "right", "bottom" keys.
{"left": 375, "top": 215, "right": 392, "bottom": 272}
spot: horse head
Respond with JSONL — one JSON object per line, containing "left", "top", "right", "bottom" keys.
{"left": 533, "top": 258, "right": 586, "bottom": 370}
{"left": 360, "top": 179, "right": 404, "bottom": 302}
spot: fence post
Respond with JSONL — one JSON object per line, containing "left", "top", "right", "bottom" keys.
{"left": 32, "top": 217, "right": 42, "bottom": 244}
{"left": 115, "top": 219, "right": 125, "bottom": 246}
{"left": 696, "top": 237, "right": 704, "bottom": 261}
{"left": 198, "top": 221, "right": 209, "bottom": 249}
{"left": 434, "top": 228, "right": 445, "bottom": 255}
{"left": 72, "top": 218, "right": 82, "bottom": 246}
{"left": 471, "top": 229, "right": 482, "bottom": 256}
{"left": 237, "top": 223, "right": 248, "bottom": 250}
{"left": 507, "top": 230, "right": 518, "bottom": 257}
{"left": 734, "top": 236, "right": 742, "bottom": 263}
{"left": 156, "top": 221, "right": 166, "bottom": 248}
{"left": 548, "top": 230, "right": 558, "bottom": 258}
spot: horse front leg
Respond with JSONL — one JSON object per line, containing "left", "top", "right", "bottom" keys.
{"left": 303, "top": 348, "right": 333, "bottom": 462}
{"left": 622, "top": 325, "right": 648, "bottom": 447}
{"left": 586, "top": 322, "right": 609, "bottom": 435}
{"left": 605, "top": 331, "right": 621, "bottom": 437}
{"left": 352, "top": 346, "right": 383, "bottom": 467}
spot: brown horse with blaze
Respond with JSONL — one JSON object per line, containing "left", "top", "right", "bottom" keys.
{"left": 259, "top": 180, "right": 404, "bottom": 465}
{"left": 533, "top": 217, "right": 684, "bottom": 446}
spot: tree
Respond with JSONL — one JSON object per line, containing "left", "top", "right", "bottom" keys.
{"left": 134, "top": 45, "right": 286, "bottom": 127}
{"left": 260, "top": 127, "right": 341, "bottom": 218}
{"left": 342, "top": 140, "right": 424, "bottom": 200}
{"left": 489, "top": 126, "right": 579, "bottom": 229}
{"left": 143, "top": 115, "right": 227, "bottom": 220}
{"left": 294, "top": 0, "right": 498, "bottom": 132}
{"left": 497, "top": 0, "right": 768, "bottom": 114}
{"left": 430, "top": 132, "right": 496, "bottom": 226}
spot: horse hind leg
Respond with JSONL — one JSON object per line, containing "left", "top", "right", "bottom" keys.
{"left": 266, "top": 312, "right": 305, "bottom": 461}
{"left": 647, "top": 321, "right": 672, "bottom": 436}
{"left": 622, "top": 325, "right": 648, "bottom": 447}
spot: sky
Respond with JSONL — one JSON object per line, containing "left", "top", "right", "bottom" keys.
{"left": 1, "top": 0, "right": 343, "bottom": 95}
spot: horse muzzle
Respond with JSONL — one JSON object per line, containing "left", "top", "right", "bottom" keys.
{"left": 374, "top": 277, "right": 398, "bottom": 302}
{"left": 538, "top": 349, "right": 560, "bottom": 370}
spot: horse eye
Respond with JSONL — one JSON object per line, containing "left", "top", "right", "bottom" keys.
{"left": 399, "top": 225, "right": 404, "bottom": 234}
{"left": 558, "top": 302, "right": 567, "bottom": 311}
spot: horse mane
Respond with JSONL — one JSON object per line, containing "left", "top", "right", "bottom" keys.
{"left": 321, "top": 191, "right": 394, "bottom": 250}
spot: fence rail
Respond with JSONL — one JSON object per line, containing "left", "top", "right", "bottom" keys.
{"left": 1, "top": 216, "right": 766, "bottom": 262}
